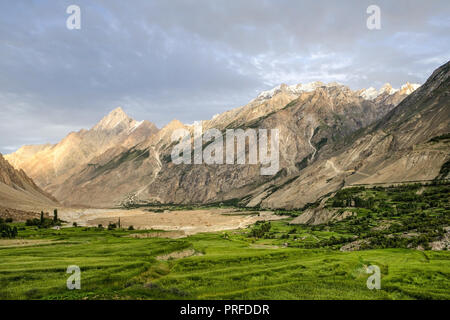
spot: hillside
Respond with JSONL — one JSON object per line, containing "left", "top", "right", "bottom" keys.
{"left": 0, "top": 153, "right": 58, "bottom": 212}
{"left": 255, "top": 61, "right": 450, "bottom": 209}
{"left": 5, "top": 108, "right": 159, "bottom": 198}
{"left": 13, "top": 80, "right": 419, "bottom": 207}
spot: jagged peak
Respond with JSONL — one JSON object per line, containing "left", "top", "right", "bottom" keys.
{"left": 164, "top": 119, "right": 185, "bottom": 131}
{"left": 255, "top": 81, "right": 343, "bottom": 101}
{"left": 92, "top": 107, "right": 135, "bottom": 131}
{"left": 256, "top": 80, "right": 421, "bottom": 103}
{"left": 399, "top": 82, "right": 421, "bottom": 95}
{"left": 359, "top": 82, "right": 421, "bottom": 100}
{"left": 379, "top": 83, "right": 395, "bottom": 95}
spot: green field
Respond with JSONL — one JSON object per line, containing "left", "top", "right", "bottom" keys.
{"left": 0, "top": 222, "right": 448, "bottom": 300}
{"left": 0, "top": 183, "right": 449, "bottom": 300}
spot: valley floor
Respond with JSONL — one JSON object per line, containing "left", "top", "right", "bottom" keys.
{"left": 58, "top": 207, "right": 284, "bottom": 236}
{"left": 0, "top": 218, "right": 449, "bottom": 300}
{"left": 1, "top": 183, "right": 449, "bottom": 300}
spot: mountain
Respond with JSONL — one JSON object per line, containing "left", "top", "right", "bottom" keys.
{"left": 5, "top": 107, "right": 159, "bottom": 199}
{"left": 0, "top": 153, "right": 58, "bottom": 211}
{"left": 133, "top": 81, "right": 419, "bottom": 207}
{"left": 11, "top": 77, "right": 421, "bottom": 207}
{"left": 254, "top": 61, "right": 450, "bottom": 209}
{"left": 7, "top": 65, "right": 435, "bottom": 209}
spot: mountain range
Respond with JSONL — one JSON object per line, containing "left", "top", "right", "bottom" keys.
{"left": 4, "top": 62, "right": 449, "bottom": 210}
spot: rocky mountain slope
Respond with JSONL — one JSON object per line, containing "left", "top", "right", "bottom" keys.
{"left": 5, "top": 107, "right": 159, "bottom": 198}
{"left": 7, "top": 58, "right": 443, "bottom": 209}
{"left": 135, "top": 81, "right": 420, "bottom": 207}
{"left": 0, "top": 153, "right": 58, "bottom": 211}
{"left": 254, "top": 61, "right": 450, "bottom": 209}
{"left": 8, "top": 76, "right": 424, "bottom": 207}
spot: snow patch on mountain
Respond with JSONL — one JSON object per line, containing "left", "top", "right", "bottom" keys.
{"left": 255, "top": 81, "right": 421, "bottom": 102}
{"left": 256, "top": 81, "right": 337, "bottom": 100}
{"left": 359, "top": 82, "right": 421, "bottom": 101}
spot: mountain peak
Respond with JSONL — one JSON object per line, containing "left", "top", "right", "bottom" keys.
{"left": 256, "top": 81, "right": 330, "bottom": 100}
{"left": 379, "top": 83, "right": 395, "bottom": 95}
{"left": 257, "top": 80, "right": 422, "bottom": 103}
{"left": 359, "top": 82, "right": 421, "bottom": 100}
{"left": 166, "top": 119, "right": 185, "bottom": 129}
{"left": 93, "top": 107, "right": 135, "bottom": 131}
{"left": 399, "top": 82, "right": 421, "bottom": 95}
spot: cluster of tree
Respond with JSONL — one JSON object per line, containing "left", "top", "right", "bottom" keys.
{"left": 331, "top": 196, "right": 375, "bottom": 209}
{"left": 391, "top": 212, "right": 449, "bottom": 234}
{"left": 318, "top": 235, "right": 349, "bottom": 247}
{"left": 26, "top": 209, "right": 61, "bottom": 228}
{"left": 0, "top": 218, "right": 17, "bottom": 238}
{"left": 105, "top": 219, "right": 134, "bottom": 231}
{"left": 360, "top": 234, "right": 434, "bottom": 250}
{"left": 249, "top": 221, "right": 272, "bottom": 238}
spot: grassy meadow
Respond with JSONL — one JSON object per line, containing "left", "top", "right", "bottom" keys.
{"left": 0, "top": 183, "right": 449, "bottom": 300}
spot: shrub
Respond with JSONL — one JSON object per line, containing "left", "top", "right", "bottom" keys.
{"left": 249, "top": 221, "right": 271, "bottom": 238}
{"left": 26, "top": 218, "right": 41, "bottom": 226}
{"left": 0, "top": 222, "right": 18, "bottom": 238}
{"left": 108, "top": 223, "right": 117, "bottom": 230}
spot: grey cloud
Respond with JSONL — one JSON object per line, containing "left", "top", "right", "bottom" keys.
{"left": 0, "top": 0, "right": 449, "bottom": 153}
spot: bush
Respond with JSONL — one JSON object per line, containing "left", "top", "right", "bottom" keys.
{"left": 249, "top": 221, "right": 271, "bottom": 238}
{"left": 0, "top": 222, "right": 18, "bottom": 238}
{"left": 26, "top": 212, "right": 61, "bottom": 229}
{"left": 26, "top": 218, "right": 41, "bottom": 226}
{"left": 108, "top": 223, "right": 117, "bottom": 230}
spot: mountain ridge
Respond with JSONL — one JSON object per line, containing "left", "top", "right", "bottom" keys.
{"left": 256, "top": 61, "right": 450, "bottom": 209}
{"left": 6, "top": 71, "right": 442, "bottom": 208}
{"left": 0, "top": 153, "right": 58, "bottom": 211}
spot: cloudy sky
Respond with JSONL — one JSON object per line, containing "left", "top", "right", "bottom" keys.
{"left": 0, "top": 0, "right": 449, "bottom": 153}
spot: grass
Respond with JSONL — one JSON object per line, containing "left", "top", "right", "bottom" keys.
{"left": 0, "top": 183, "right": 448, "bottom": 300}
{"left": 0, "top": 222, "right": 448, "bottom": 300}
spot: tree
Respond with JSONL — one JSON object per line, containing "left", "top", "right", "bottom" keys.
{"left": 0, "top": 222, "right": 18, "bottom": 238}
{"left": 108, "top": 222, "right": 117, "bottom": 230}
{"left": 40, "top": 211, "right": 44, "bottom": 224}
{"left": 53, "top": 209, "right": 58, "bottom": 222}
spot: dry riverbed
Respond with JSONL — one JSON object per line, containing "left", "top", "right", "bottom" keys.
{"left": 58, "top": 208, "right": 284, "bottom": 236}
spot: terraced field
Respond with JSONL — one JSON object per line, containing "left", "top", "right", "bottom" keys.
{"left": 1, "top": 183, "right": 449, "bottom": 300}
{"left": 0, "top": 221, "right": 449, "bottom": 299}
